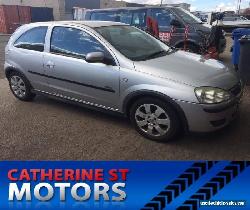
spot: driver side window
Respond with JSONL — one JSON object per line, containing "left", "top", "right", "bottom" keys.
{"left": 50, "top": 26, "right": 115, "bottom": 64}
{"left": 151, "top": 9, "right": 176, "bottom": 28}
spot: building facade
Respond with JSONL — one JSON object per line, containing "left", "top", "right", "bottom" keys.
{"left": 0, "top": 0, "right": 65, "bottom": 20}
{"left": 0, "top": 0, "right": 127, "bottom": 20}
{"left": 0, "top": 0, "right": 164, "bottom": 21}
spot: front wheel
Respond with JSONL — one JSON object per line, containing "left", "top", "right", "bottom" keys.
{"left": 130, "top": 98, "right": 180, "bottom": 142}
{"left": 177, "top": 43, "right": 201, "bottom": 54}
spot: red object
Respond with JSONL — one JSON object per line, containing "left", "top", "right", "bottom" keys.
{"left": 159, "top": 26, "right": 175, "bottom": 42}
{"left": 204, "top": 47, "right": 219, "bottom": 60}
{"left": 146, "top": 16, "right": 159, "bottom": 38}
{"left": 18, "top": 6, "right": 31, "bottom": 24}
{"left": 147, "top": 17, "right": 177, "bottom": 43}
{"left": 0, "top": 5, "right": 31, "bottom": 34}
{"left": 0, "top": 6, "right": 6, "bottom": 33}
{"left": 0, "top": 5, "right": 19, "bottom": 34}
{"left": 159, "top": 32, "right": 171, "bottom": 42}
{"left": 184, "top": 25, "right": 189, "bottom": 51}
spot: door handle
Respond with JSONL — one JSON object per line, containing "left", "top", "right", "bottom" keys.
{"left": 45, "top": 61, "right": 55, "bottom": 69}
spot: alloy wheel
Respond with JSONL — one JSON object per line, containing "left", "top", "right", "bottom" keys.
{"left": 135, "top": 104, "right": 171, "bottom": 137}
{"left": 10, "top": 76, "right": 26, "bottom": 98}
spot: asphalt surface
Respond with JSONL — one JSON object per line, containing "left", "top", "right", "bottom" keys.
{"left": 0, "top": 35, "right": 250, "bottom": 160}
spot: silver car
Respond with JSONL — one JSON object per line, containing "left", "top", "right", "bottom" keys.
{"left": 4, "top": 21, "right": 242, "bottom": 142}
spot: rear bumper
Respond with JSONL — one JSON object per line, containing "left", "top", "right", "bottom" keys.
{"left": 176, "top": 96, "right": 241, "bottom": 133}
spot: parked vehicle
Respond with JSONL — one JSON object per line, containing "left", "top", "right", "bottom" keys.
{"left": 4, "top": 21, "right": 242, "bottom": 141}
{"left": 73, "top": 7, "right": 87, "bottom": 21}
{"left": 84, "top": 7, "right": 226, "bottom": 54}
{"left": 212, "top": 14, "right": 250, "bottom": 32}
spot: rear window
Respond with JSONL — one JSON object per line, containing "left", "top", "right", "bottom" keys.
{"left": 14, "top": 26, "right": 48, "bottom": 52}
{"left": 119, "top": 11, "right": 133, "bottom": 24}
{"left": 131, "top": 10, "right": 147, "bottom": 27}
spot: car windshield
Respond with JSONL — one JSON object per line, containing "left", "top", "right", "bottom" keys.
{"left": 172, "top": 8, "right": 202, "bottom": 24}
{"left": 95, "top": 25, "right": 170, "bottom": 61}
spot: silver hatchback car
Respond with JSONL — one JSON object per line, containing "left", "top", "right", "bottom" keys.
{"left": 4, "top": 21, "right": 242, "bottom": 142}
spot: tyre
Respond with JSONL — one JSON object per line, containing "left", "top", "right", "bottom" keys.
{"left": 186, "top": 44, "right": 200, "bottom": 54}
{"left": 8, "top": 71, "right": 36, "bottom": 101}
{"left": 177, "top": 43, "right": 201, "bottom": 54}
{"left": 130, "top": 97, "right": 180, "bottom": 142}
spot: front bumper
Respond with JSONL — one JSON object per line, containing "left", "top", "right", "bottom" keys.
{"left": 176, "top": 95, "right": 241, "bottom": 133}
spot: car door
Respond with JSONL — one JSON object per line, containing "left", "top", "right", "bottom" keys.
{"left": 150, "top": 8, "right": 180, "bottom": 45}
{"left": 11, "top": 26, "right": 50, "bottom": 92}
{"left": 43, "top": 26, "right": 120, "bottom": 110}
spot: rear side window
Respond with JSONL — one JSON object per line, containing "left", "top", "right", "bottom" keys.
{"left": 91, "top": 10, "right": 133, "bottom": 24}
{"left": 50, "top": 27, "right": 110, "bottom": 59}
{"left": 151, "top": 9, "right": 175, "bottom": 28}
{"left": 14, "top": 27, "right": 48, "bottom": 52}
{"left": 91, "top": 11, "right": 118, "bottom": 22}
{"left": 131, "top": 10, "right": 147, "bottom": 27}
{"left": 119, "top": 11, "right": 133, "bottom": 24}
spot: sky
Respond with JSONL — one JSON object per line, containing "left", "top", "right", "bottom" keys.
{"left": 119, "top": 0, "right": 250, "bottom": 12}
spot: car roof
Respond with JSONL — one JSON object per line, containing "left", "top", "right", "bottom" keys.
{"left": 28, "top": 21, "right": 126, "bottom": 28}
{"left": 85, "top": 6, "right": 174, "bottom": 12}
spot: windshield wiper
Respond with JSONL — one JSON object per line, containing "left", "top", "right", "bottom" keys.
{"left": 142, "top": 50, "right": 168, "bottom": 60}
{"left": 192, "top": 22, "right": 203, "bottom": 24}
{"left": 167, "top": 46, "right": 178, "bottom": 53}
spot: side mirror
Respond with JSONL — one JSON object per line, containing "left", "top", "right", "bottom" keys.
{"left": 86, "top": 52, "right": 105, "bottom": 63}
{"left": 170, "top": 19, "right": 182, "bottom": 27}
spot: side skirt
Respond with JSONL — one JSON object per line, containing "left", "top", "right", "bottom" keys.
{"left": 31, "top": 89, "right": 125, "bottom": 117}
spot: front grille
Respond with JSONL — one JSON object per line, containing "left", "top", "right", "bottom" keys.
{"left": 229, "top": 83, "right": 242, "bottom": 96}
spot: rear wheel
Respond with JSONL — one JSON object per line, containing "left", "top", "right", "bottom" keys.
{"left": 130, "top": 98, "right": 180, "bottom": 142}
{"left": 8, "top": 71, "right": 36, "bottom": 101}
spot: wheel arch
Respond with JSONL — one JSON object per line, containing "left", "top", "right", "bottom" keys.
{"left": 175, "top": 40, "right": 200, "bottom": 49}
{"left": 123, "top": 90, "right": 189, "bottom": 132}
{"left": 5, "top": 66, "right": 23, "bottom": 79}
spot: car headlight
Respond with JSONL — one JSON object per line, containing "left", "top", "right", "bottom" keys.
{"left": 195, "top": 87, "right": 232, "bottom": 104}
